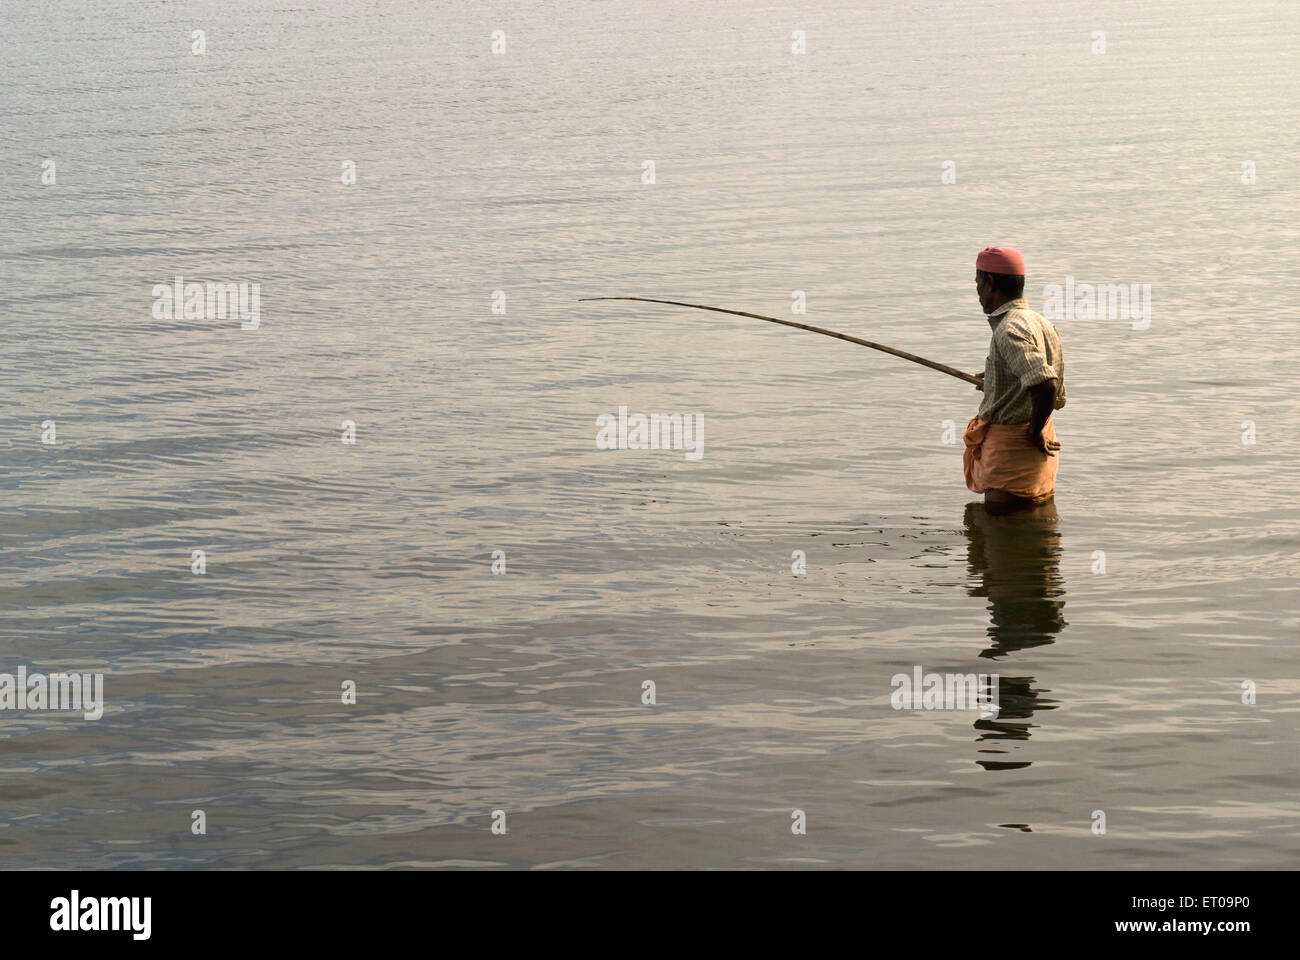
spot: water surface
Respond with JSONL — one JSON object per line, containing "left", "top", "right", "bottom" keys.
{"left": 2, "top": 0, "right": 1298, "bottom": 868}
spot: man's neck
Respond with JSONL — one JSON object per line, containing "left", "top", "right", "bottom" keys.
{"left": 985, "top": 295, "right": 1022, "bottom": 327}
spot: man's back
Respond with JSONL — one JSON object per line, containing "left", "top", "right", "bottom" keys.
{"left": 978, "top": 299, "right": 1066, "bottom": 425}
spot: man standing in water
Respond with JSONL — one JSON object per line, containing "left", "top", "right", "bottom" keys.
{"left": 966, "top": 247, "right": 1066, "bottom": 514}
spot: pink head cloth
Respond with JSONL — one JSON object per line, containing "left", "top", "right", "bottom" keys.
{"left": 976, "top": 246, "right": 1026, "bottom": 275}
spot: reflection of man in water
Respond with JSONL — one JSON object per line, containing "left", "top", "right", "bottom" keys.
{"left": 963, "top": 501, "right": 1066, "bottom": 770}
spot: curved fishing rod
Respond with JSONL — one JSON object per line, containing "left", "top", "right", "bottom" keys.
{"left": 578, "top": 296, "right": 980, "bottom": 385}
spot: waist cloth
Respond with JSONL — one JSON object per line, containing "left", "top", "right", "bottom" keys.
{"left": 963, "top": 416, "right": 1058, "bottom": 501}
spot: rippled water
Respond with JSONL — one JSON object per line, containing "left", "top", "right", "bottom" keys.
{"left": 3, "top": 0, "right": 1299, "bottom": 868}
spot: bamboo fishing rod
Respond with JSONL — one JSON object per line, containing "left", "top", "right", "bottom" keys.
{"left": 578, "top": 296, "right": 980, "bottom": 385}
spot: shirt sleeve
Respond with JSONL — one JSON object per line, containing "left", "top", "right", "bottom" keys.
{"left": 997, "top": 318, "right": 1057, "bottom": 391}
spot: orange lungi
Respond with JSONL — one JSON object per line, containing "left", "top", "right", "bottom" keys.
{"left": 963, "top": 417, "right": 1058, "bottom": 501}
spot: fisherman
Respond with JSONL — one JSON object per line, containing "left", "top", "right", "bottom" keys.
{"left": 967, "top": 247, "right": 1066, "bottom": 514}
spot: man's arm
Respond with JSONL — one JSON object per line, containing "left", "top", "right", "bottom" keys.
{"left": 996, "top": 319, "right": 1060, "bottom": 455}
{"left": 1027, "top": 379, "right": 1060, "bottom": 456}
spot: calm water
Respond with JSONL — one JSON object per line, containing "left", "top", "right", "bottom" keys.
{"left": 3, "top": 0, "right": 1299, "bottom": 868}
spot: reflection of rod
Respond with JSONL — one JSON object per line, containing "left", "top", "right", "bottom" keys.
{"left": 579, "top": 296, "right": 980, "bottom": 385}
